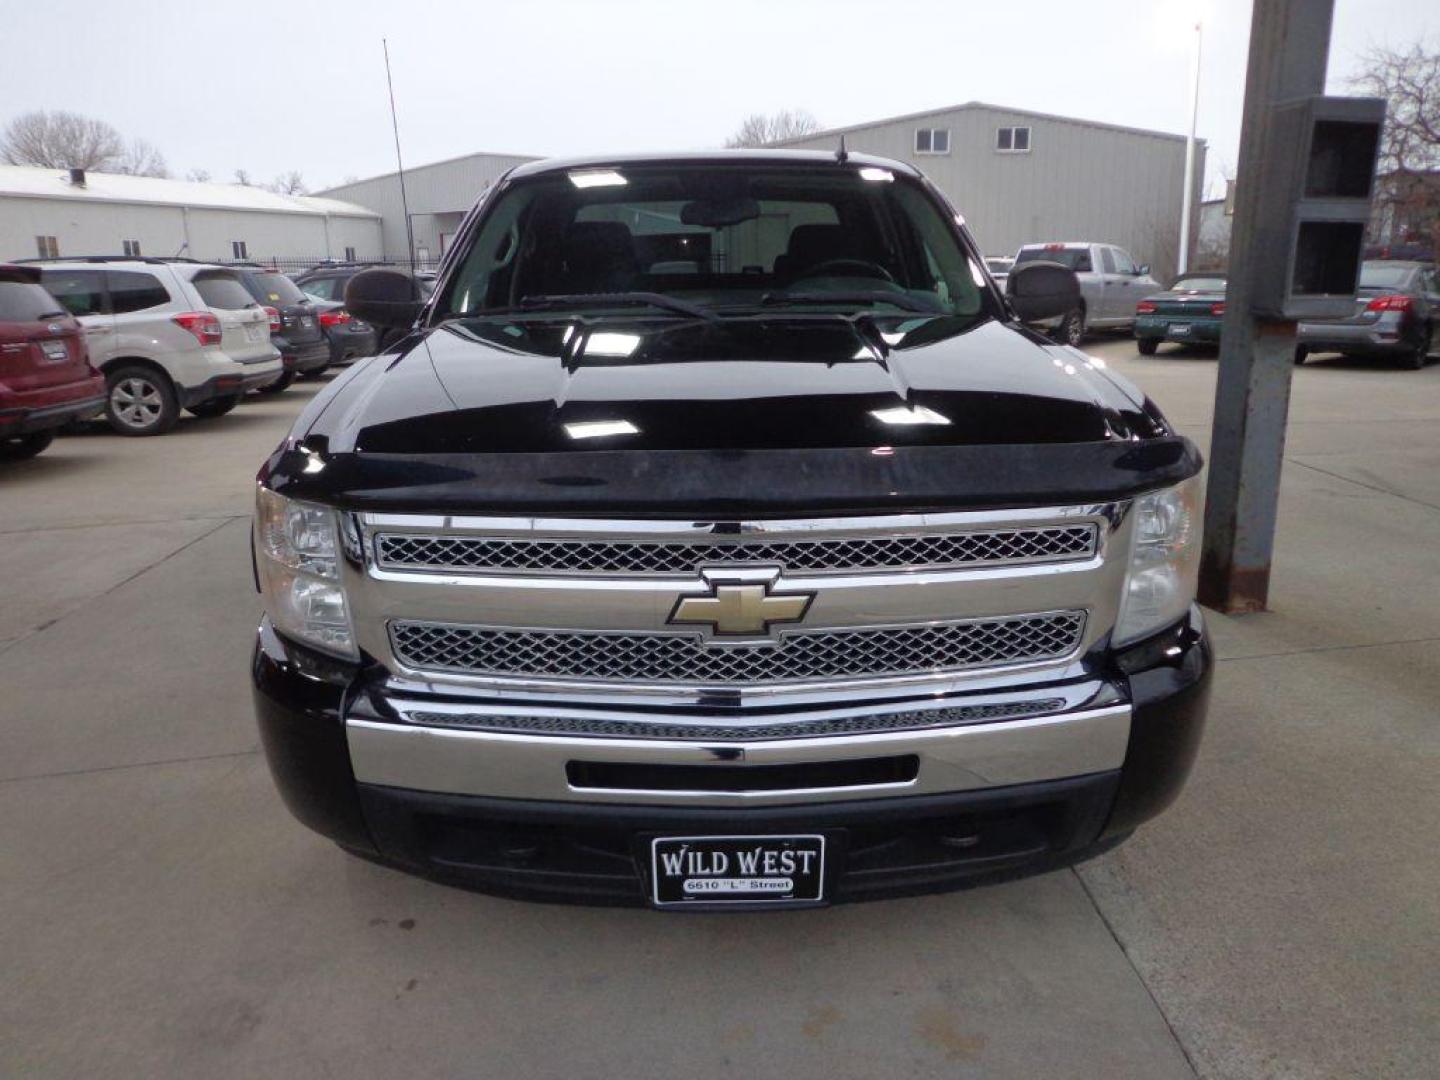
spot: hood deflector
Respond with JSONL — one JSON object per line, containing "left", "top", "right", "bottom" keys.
{"left": 263, "top": 437, "right": 1202, "bottom": 517}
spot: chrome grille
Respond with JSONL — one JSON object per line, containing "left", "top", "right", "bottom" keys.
{"left": 406, "top": 698, "right": 1069, "bottom": 740}
{"left": 374, "top": 524, "right": 1098, "bottom": 576}
{"left": 388, "top": 612, "right": 1086, "bottom": 685}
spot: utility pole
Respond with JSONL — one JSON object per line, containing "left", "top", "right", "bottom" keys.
{"left": 1198, "top": 0, "right": 1335, "bottom": 612}
{"left": 1178, "top": 20, "right": 1203, "bottom": 277}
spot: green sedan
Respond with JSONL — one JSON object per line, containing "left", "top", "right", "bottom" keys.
{"left": 1134, "top": 274, "right": 1227, "bottom": 355}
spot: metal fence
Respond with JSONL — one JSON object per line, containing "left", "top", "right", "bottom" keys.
{"left": 217, "top": 254, "right": 444, "bottom": 276}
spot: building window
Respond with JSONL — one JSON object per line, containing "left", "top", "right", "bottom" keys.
{"left": 231, "top": 240, "right": 248, "bottom": 259}
{"left": 914, "top": 128, "right": 950, "bottom": 155}
{"left": 997, "top": 126, "right": 1032, "bottom": 153}
{"left": 344, "top": 246, "right": 356, "bottom": 261}
{"left": 36, "top": 235, "right": 59, "bottom": 258}
{"left": 122, "top": 239, "right": 142, "bottom": 257}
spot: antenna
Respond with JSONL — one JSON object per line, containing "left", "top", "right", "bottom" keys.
{"left": 383, "top": 38, "right": 416, "bottom": 274}
{"left": 836, "top": 134, "right": 849, "bottom": 164}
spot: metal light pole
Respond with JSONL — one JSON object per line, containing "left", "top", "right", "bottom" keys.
{"left": 1177, "top": 21, "right": 1203, "bottom": 277}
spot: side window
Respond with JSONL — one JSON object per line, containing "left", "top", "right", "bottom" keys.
{"left": 40, "top": 269, "right": 108, "bottom": 317}
{"left": 1073, "top": 250, "right": 1094, "bottom": 273}
{"left": 108, "top": 271, "right": 171, "bottom": 314}
{"left": 1111, "top": 248, "right": 1137, "bottom": 275}
{"left": 1100, "top": 248, "right": 1117, "bottom": 273}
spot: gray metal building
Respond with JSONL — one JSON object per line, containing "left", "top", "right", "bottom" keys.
{"left": 317, "top": 152, "right": 537, "bottom": 263}
{"left": 778, "top": 102, "right": 1205, "bottom": 276}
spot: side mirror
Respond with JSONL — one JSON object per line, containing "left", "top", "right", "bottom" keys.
{"left": 1005, "top": 261, "right": 1081, "bottom": 323}
{"left": 1136, "top": 264, "right": 1150, "bottom": 277}
{"left": 343, "top": 268, "right": 423, "bottom": 330}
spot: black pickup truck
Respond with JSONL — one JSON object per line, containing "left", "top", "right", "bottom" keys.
{"left": 251, "top": 151, "right": 1211, "bottom": 908}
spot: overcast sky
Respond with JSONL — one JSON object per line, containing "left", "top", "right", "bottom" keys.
{"left": 3, "top": 0, "right": 1436, "bottom": 196}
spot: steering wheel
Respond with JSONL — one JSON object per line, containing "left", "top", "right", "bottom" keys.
{"left": 792, "top": 258, "right": 896, "bottom": 283}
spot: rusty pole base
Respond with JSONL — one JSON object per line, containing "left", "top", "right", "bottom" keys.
{"left": 1198, "top": 559, "right": 1272, "bottom": 615}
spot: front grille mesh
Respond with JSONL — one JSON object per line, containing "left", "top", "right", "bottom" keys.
{"left": 389, "top": 612, "right": 1086, "bottom": 685}
{"left": 407, "top": 698, "right": 1069, "bottom": 740}
{"left": 375, "top": 524, "right": 1097, "bottom": 575}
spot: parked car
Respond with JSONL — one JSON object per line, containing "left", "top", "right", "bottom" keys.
{"left": 230, "top": 265, "right": 331, "bottom": 391}
{"left": 251, "top": 151, "right": 1212, "bottom": 907}
{"left": 1013, "top": 242, "right": 1161, "bottom": 345}
{"left": 308, "top": 297, "right": 379, "bottom": 366}
{"left": 1296, "top": 260, "right": 1439, "bottom": 369}
{"left": 293, "top": 263, "right": 392, "bottom": 303}
{"left": 1134, "top": 274, "right": 1228, "bottom": 355}
{"left": 0, "top": 264, "right": 106, "bottom": 460}
{"left": 33, "top": 258, "right": 282, "bottom": 435}
{"left": 984, "top": 255, "right": 1014, "bottom": 287}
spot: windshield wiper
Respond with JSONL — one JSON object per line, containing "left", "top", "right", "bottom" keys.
{"left": 518, "top": 292, "right": 722, "bottom": 323}
{"left": 757, "top": 291, "right": 935, "bottom": 314}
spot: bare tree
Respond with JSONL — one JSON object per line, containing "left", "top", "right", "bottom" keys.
{"left": 185, "top": 168, "right": 211, "bottom": 183}
{"left": 725, "top": 109, "right": 822, "bottom": 148}
{"left": 0, "top": 110, "right": 124, "bottom": 170}
{"left": 267, "top": 170, "right": 307, "bottom": 195}
{"left": 233, "top": 169, "right": 253, "bottom": 186}
{"left": 1351, "top": 42, "right": 1440, "bottom": 253}
{"left": 114, "top": 138, "right": 169, "bottom": 178}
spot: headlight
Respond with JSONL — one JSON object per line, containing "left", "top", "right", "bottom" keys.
{"left": 1114, "top": 475, "right": 1203, "bottom": 647}
{"left": 255, "top": 487, "right": 357, "bottom": 659}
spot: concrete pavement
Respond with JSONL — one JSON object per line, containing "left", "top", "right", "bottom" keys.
{"left": 1, "top": 344, "right": 1437, "bottom": 1078}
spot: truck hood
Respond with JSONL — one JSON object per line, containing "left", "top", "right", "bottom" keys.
{"left": 270, "top": 312, "right": 1199, "bottom": 516}
{"left": 311, "top": 313, "right": 1164, "bottom": 455}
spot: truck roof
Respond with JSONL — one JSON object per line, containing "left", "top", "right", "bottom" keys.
{"left": 508, "top": 149, "right": 923, "bottom": 180}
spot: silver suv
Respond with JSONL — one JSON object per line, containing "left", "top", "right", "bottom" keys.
{"left": 1014, "top": 243, "right": 1161, "bottom": 345}
{"left": 35, "top": 258, "right": 283, "bottom": 435}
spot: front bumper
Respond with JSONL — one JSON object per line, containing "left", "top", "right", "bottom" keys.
{"left": 1135, "top": 315, "right": 1222, "bottom": 344}
{"left": 252, "top": 608, "right": 1212, "bottom": 904}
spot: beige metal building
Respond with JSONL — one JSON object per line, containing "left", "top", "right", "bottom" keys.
{"left": 0, "top": 166, "right": 382, "bottom": 264}
{"left": 778, "top": 102, "right": 1204, "bottom": 274}
{"left": 317, "top": 152, "right": 538, "bottom": 263}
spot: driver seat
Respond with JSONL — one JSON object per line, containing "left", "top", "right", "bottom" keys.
{"left": 773, "top": 224, "right": 853, "bottom": 282}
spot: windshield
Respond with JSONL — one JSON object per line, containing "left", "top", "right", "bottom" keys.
{"left": 1358, "top": 264, "right": 1415, "bottom": 290}
{"left": 1015, "top": 247, "right": 1093, "bottom": 272}
{"left": 441, "top": 165, "right": 990, "bottom": 319}
{"left": 1172, "top": 276, "right": 1226, "bottom": 291}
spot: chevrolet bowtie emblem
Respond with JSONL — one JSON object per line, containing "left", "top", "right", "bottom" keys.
{"left": 668, "top": 568, "right": 814, "bottom": 637}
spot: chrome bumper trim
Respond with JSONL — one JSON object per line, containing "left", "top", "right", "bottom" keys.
{"left": 346, "top": 702, "right": 1131, "bottom": 807}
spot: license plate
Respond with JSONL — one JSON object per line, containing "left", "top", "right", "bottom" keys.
{"left": 301, "top": 316, "right": 315, "bottom": 328}
{"left": 39, "top": 340, "right": 69, "bottom": 363}
{"left": 1167, "top": 323, "right": 1192, "bottom": 338}
{"left": 350, "top": 321, "right": 369, "bottom": 332}
{"left": 245, "top": 323, "right": 264, "bottom": 342}
{"left": 650, "top": 835, "right": 825, "bottom": 907}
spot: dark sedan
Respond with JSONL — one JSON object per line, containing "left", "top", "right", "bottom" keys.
{"left": 1297, "top": 260, "right": 1439, "bottom": 369}
{"left": 1134, "top": 274, "right": 1226, "bottom": 355}
{"left": 308, "top": 297, "right": 379, "bottom": 366}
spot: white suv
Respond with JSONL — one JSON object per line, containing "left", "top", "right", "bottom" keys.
{"left": 35, "top": 258, "right": 283, "bottom": 435}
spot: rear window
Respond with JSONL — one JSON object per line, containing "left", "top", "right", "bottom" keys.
{"left": 1016, "top": 247, "right": 1093, "bottom": 272}
{"left": 251, "top": 272, "right": 307, "bottom": 305}
{"left": 1357, "top": 264, "right": 1414, "bottom": 290}
{"left": 1173, "top": 276, "right": 1226, "bottom": 291}
{"left": 0, "top": 279, "right": 67, "bottom": 322}
{"left": 190, "top": 271, "right": 255, "bottom": 310}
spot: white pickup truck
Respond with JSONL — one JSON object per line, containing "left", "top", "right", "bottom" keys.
{"left": 1014, "top": 242, "right": 1161, "bottom": 345}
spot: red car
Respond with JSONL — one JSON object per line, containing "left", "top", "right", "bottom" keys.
{"left": 0, "top": 264, "right": 106, "bottom": 460}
